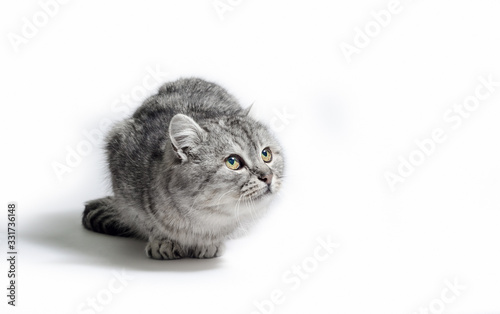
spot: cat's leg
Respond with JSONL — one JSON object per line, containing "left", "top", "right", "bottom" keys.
{"left": 146, "top": 238, "right": 186, "bottom": 260}
{"left": 188, "top": 242, "right": 226, "bottom": 259}
{"left": 82, "top": 197, "right": 134, "bottom": 237}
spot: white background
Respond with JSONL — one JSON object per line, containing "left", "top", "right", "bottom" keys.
{"left": 1, "top": 0, "right": 500, "bottom": 313}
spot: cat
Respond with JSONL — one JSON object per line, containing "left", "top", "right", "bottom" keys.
{"left": 82, "top": 78, "right": 285, "bottom": 259}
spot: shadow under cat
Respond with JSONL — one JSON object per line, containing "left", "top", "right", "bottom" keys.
{"left": 22, "top": 209, "right": 224, "bottom": 272}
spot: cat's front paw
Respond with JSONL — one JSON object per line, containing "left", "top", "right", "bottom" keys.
{"left": 190, "top": 243, "right": 225, "bottom": 259}
{"left": 146, "top": 239, "right": 185, "bottom": 260}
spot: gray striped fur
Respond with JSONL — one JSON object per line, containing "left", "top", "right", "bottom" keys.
{"left": 82, "top": 78, "right": 284, "bottom": 259}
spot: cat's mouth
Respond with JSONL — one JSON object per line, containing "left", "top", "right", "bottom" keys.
{"left": 246, "top": 186, "right": 272, "bottom": 201}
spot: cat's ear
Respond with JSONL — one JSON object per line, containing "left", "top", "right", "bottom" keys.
{"left": 240, "top": 103, "right": 254, "bottom": 116}
{"left": 169, "top": 114, "right": 206, "bottom": 161}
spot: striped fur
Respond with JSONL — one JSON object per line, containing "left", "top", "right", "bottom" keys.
{"left": 82, "top": 197, "right": 135, "bottom": 237}
{"left": 82, "top": 78, "right": 285, "bottom": 259}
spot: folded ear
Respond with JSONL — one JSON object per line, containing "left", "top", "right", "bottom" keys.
{"left": 169, "top": 114, "right": 206, "bottom": 161}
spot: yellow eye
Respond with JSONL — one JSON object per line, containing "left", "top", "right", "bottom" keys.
{"left": 225, "top": 156, "right": 241, "bottom": 170}
{"left": 261, "top": 148, "right": 272, "bottom": 163}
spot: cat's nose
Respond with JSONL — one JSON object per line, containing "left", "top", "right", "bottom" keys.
{"left": 258, "top": 174, "right": 273, "bottom": 186}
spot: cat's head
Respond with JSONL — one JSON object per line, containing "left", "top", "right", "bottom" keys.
{"left": 166, "top": 111, "right": 284, "bottom": 215}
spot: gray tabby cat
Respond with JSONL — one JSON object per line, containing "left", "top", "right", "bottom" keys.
{"left": 82, "top": 78, "right": 284, "bottom": 259}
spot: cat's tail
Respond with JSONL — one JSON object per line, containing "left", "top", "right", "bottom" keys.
{"left": 82, "top": 196, "right": 134, "bottom": 237}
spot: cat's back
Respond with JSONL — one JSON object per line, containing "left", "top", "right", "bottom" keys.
{"left": 132, "top": 77, "right": 243, "bottom": 122}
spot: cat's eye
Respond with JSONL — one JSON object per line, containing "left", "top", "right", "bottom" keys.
{"left": 225, "top": 155, "right": 242, "bottom": 170}
{"left": 261, "top": 147, "right": 272, "bottom": 163}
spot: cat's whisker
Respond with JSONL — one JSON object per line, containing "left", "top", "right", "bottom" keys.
{"left": 215, "top": 188, "right": 235, "bottom": 211}
{"left": 246, "top": 197, "right": 256, "bottom": 224}
{"left": 251, "top": 197, "right": 258, "bottom": 223}
{"left": 234, "top": 195, "right": 244, "bottom": 227}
